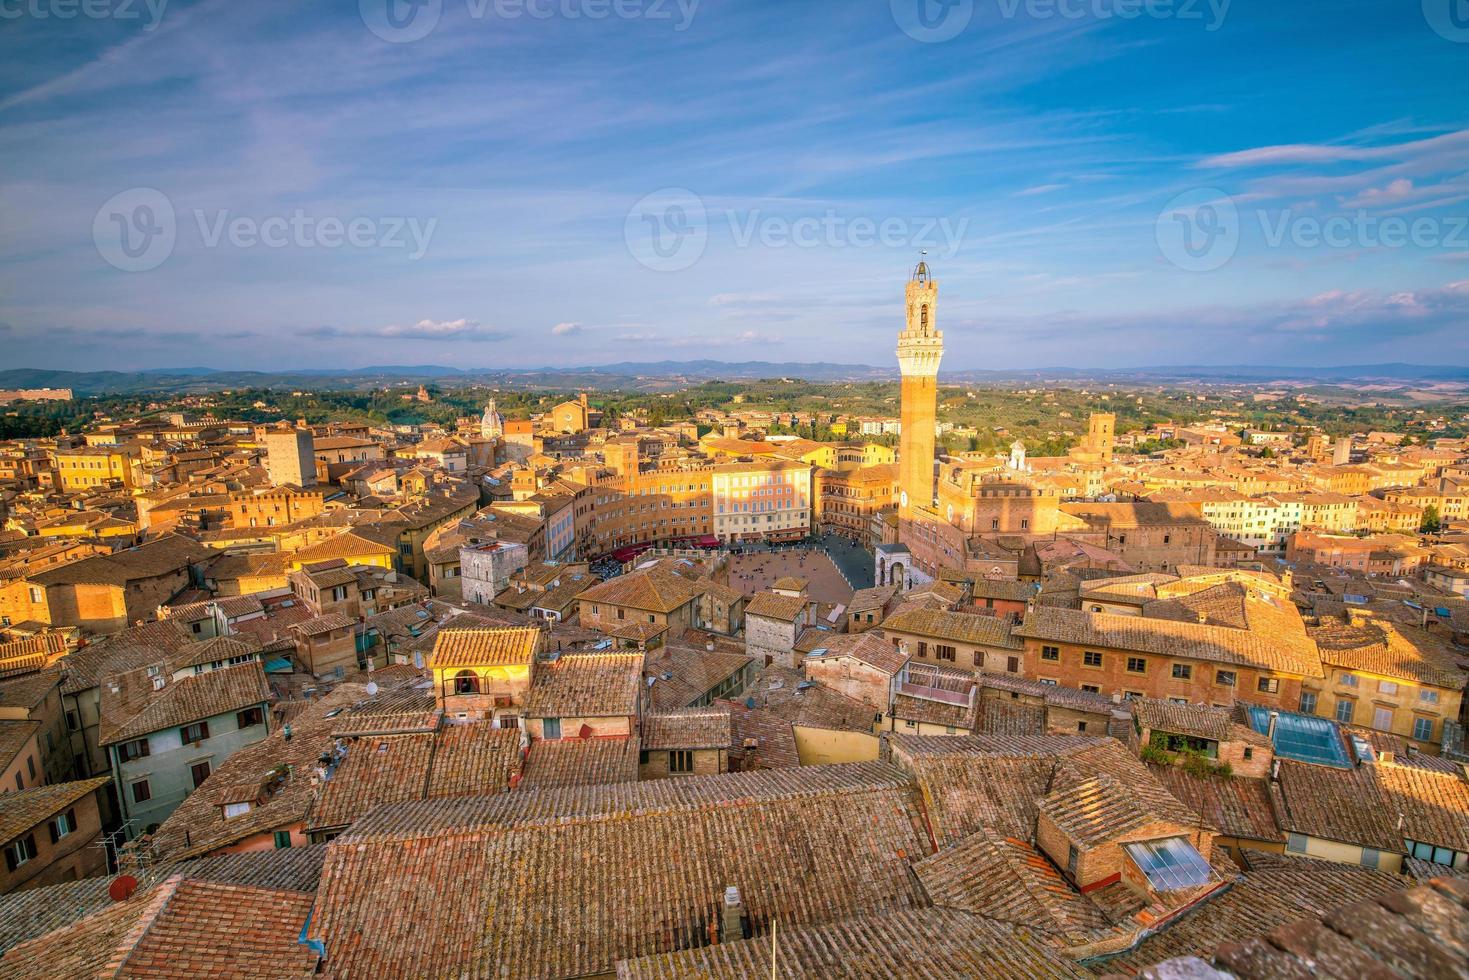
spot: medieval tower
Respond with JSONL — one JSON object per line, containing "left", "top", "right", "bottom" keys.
{"left": 897, "top": 261, "right": 943, "bottom": 521}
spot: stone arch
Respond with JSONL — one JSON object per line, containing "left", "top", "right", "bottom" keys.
{"left": 453, "top": 669, "right": 481, "bottom": 695}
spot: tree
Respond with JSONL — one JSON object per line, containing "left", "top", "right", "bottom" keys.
{"left": 1421, "top": 504, "right": 1442, "bottom": 534}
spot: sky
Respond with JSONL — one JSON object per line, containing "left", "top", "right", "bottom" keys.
{"left": 1, "top": 0, "right": 1467, "bottom": 372}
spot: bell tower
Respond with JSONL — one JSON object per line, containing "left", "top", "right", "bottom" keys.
{"left": 897, "top": 261, "right": 943, "bottom": 522}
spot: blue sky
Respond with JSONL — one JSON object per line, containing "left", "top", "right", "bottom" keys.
{"left": 1, "top": 0, "right": 1467, "bottom": 371}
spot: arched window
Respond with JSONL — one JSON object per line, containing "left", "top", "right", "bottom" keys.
{"left": 453, "top": 670, "right": 480, "bottom": 695}
{"left": 920, "top": 305, "right": 929, "bottom": 331}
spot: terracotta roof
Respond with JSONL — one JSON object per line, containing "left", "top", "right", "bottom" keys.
{"left": 307, "top": 763, "right": 930, "bottom": 979}
{"left": 427, "top": 626, "right": 541, "bottom": 669}
{"left": 427, "top": 723, "right": 523, "bottom": 797}
{"left": 1174, "top": 876, "right": 1469, "bottom": 980}
{"left": 525, "top": 652, "right": 642, "bottom": 719}
{"left": 579, "top": 565, "right": 704, "bottom": 613}
{"left": 804, "top": 631, "right": 909, "bottom": 675}
{"left": 916, "top": 832, "right": 1113, "bottom": 944}
{"left": 881, "top": 606, "right": 1024, "bottom": 649}
{"left": 1270, "top": 760, "right": 1405, "bottom": 852}
{"left": 846, "top": 584, "right": 898, "bottom": 614}
{"left": 1311, "top": 618, "right": 1468, "bottom": 689}
{"left": 99, "top": 661, "right": 270, "bottom": 746}
{"left": 0, "top": 777, "right": 108, "bottom": 845}
{"left": 892, "top": 692, "right": 978, "bottom": 730}
{"left": 721, "top": 699, "right": 800, "bottom": 770}
{"left": 288, "top": 529, "right": 396, "bottom": 565}
{"left": 1134, "top": 699, "right": 1237, "bottom": 742}
{"left": 60, "top": 620, "right": 195, "bottom": 695}
{"left": 1148, "top": 767, "right": 1283, "bottom": 843}
{"left": 307, "top": 733, "right": 436, "bottom": 832}
{"left": 1038, "top": 771, "right": 1194, "bottom": 847}
{"left": 891, "top": 734, "right": 1198, "bottom": 849}
{"left": 0, "top": 876, "right": 318, "bottom": 979}
{"left": 164, "top": 635, "right": 255, "bottom": 674}
{"left": 518, "top": 735, "right": 640, "bottom": 789}
{"left": 1098, "top": 853, "right": 1412, "bottom": 971}
{"left": 288, "top": 611, "right": 355, "bottom": 638}
{"left": 148, "top": 685, "right": 379, "bottom": 860}
{"left": 616, "top": 907, "right": 1088, "bottom": 979}
{"left": 643, "top": 642, "right": 756, "bottom": 712}
{"left": 1014, "top": 606, "right": 1324, "bottom": 677}
{"left": 744, "top": 590, "right": 810, "bottom": 622}
{"left": 25, "top": 534, "right": 210, "bottom": 588}
{"left": 641, "top": 708, "right": 732, "bottom": 750}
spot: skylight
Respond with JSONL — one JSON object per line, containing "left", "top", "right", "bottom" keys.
{"left": 1123, "top": 837, "right": 1212, "bottom": 892}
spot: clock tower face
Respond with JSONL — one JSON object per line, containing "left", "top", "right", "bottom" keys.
{"left": 900, "top": 489, "right": 909, "bottom": 508}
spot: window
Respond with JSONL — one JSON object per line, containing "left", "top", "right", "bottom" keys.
{"left": 543, "top": 718, "right": 561, "bottom": 740}
{"left": 1335, "top": 699, "right": 1355, "bottom": 724}
{"left": 117, "top": 739, "right": 150, "bottom": 763}
{"left": 1081, "top": 684, "right": 1101, "bottom": 694}
{"left": 48, "top": 809, "right": 76, "bottom": 843}
{"left": 3, "top": 835, "right": 36, "bottom": 872}
{"left": 935, "top": 645, "right": 956, "bottom": 663}
{"left": 330, "top": 585, "right": 348, "bottom": 602}
{"left": 190, "top": 760, "right": 212, "bottom": 789}
{"left": 1378, "top": 680, "right": 1398, "bottom": 696}
{"left": 1419, "top": 689, "right": 1439, "bottom": 704}
{"left": 917, "top": 642, "right": 928, "bottom": 659}
{"left": 1126, "top": 657, "right": 1147, "bottom": 674}
{"left": 223, "top": 802, "right": 251, "bottom": 819}
{"left": 1039, "top": 679, "right": 1058, "bottom": 687}
{"left": 131, "top": 779, "right": 152, "bottom": 804}
{"left": 1083, "top": 651, "right": 1103, "bottom": 668}
{"left": 65, "top": 710, "right": 79, "bottom": 732}
{"left": 274, "top": 830, "right": 293, "bottom": 849}
{"left": 1077, "top": 721, "right": 1087, "bottom": 732}
{"left": 1299, "top": 692, "right": 1318, "bottom": 714}
{"left": 1373, "top": 706, "right": 1394, "bottom": 731}
{"left": 180, "top": 722, "right": 209, "bottom": 744}
{"left": 1041, "top": 646, "right": 1060, "bottom": 662}
{"left": 1413, "top": 717, "right": 1434, "bottom": 741}
{"left": 1257, "top": 678, "right": 1280, "bottom": 694}
{"left": 236, "top": 707, "right": 264, "bottom": 729}
{"left": 1360, "top": 849, "right": 1379, "bottom": 869}
{"left": 1243, "top": 747, "right": 1253, "bottom": 760}
{"left": 453, "top": 670, "right": 480, "bottom": 695}
{"left": 25, "top": 757, "right": 35, "bottom": 781}
{"left": 1006, "top": 656, "right": 1020, "bottom": 674}
{"left": 1171, "top": 664, "right": 1192, "bottom": 680}
{"left": 1339, "top": 673, "right": 1358, "bottom": 688}
{"left": 1285, "top": 832, "right": 1308, "bottom": 854}
{"left": 1215, "top": 670, "right": 1236, "bottom": 687}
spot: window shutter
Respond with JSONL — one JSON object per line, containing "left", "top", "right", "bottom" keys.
{"left": 3, "top": 848, "right": 15, "bottom": 872}
{"left": 47, "top": 822, "right": 57, "bottom": 845}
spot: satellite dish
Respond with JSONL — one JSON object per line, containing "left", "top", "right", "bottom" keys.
{"left": 109, "top": 875, "right": 139, "bottom": 902}
{"left": 365, "top": 681, "right": 379, "bottom": 697}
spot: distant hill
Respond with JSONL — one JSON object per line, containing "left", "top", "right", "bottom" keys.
{"left": 3, "top": 361, "right": 1468, "bottom": 397}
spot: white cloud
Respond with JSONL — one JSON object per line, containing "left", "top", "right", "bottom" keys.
{"left": 551, "top": 321, "right": 582, "bottom": 336}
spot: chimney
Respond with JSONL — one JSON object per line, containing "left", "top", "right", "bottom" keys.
{"left": 1266, "top": 711, "right": 1279, "bottom": 741}
{"left": 721, "top": 887, "right": 744, "bottom": 942}
{"left": 1270, "top": 758, "right": 1281, "bottom": 782}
